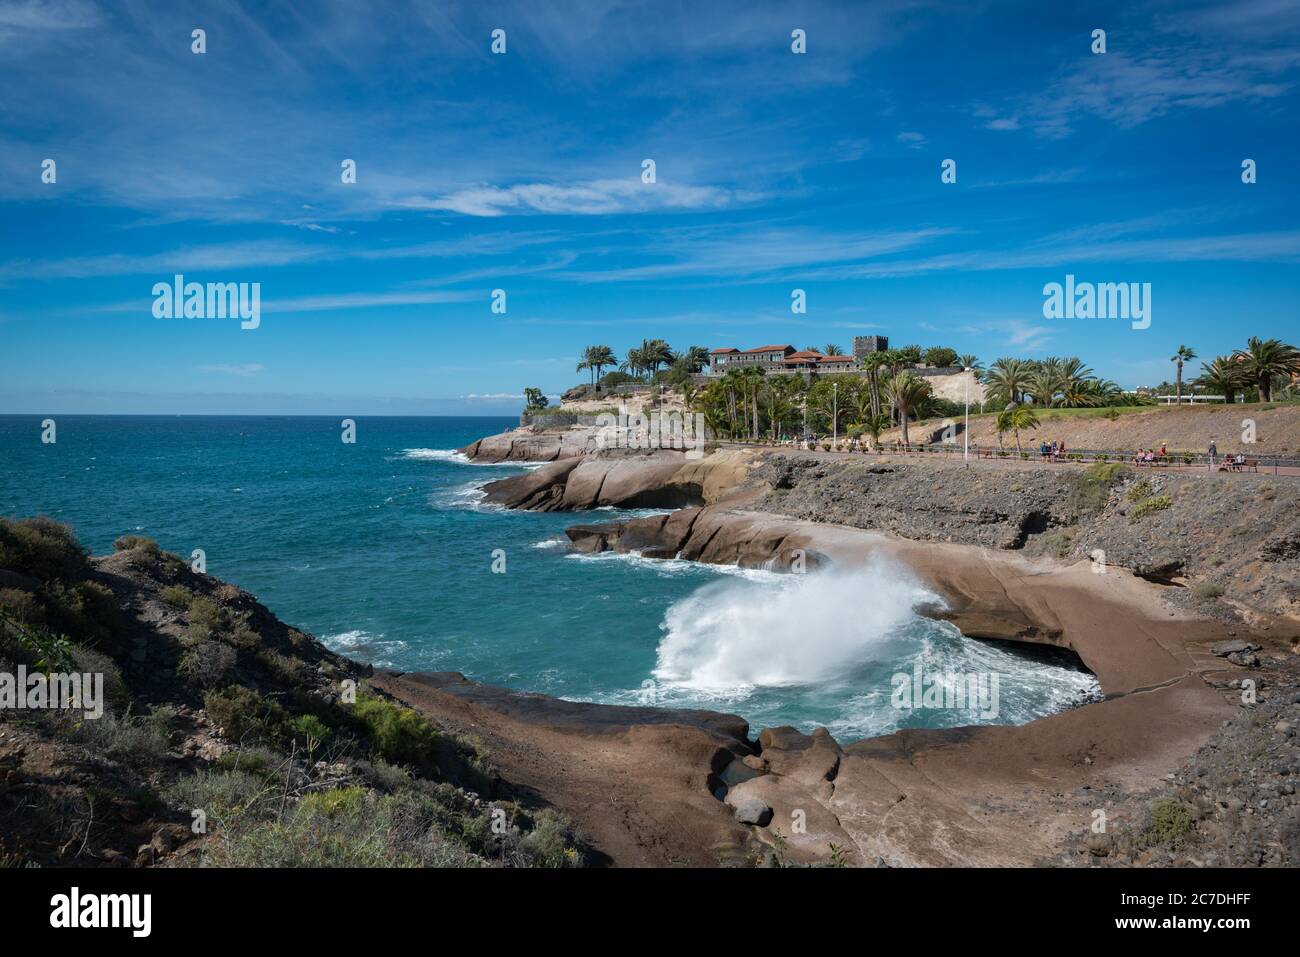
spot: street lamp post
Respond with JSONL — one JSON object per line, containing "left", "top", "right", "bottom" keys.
{"left": 963, "top": 366, "right": 971, "bottom": 467}
{"left": 832, "top": 381, "right": 838, "bottom": 447}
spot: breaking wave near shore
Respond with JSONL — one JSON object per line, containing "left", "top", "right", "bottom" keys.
{"left": 643, "top": 560, "right": 1100, "bottom": 740}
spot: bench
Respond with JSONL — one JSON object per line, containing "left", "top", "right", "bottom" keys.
{"left": 1218, "top": 457, "right": 1260, "bottom": 473}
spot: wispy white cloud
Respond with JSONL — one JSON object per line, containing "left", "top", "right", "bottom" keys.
{"left": 400, "top": 179, "right": 750, "bottom": 217}
{"left": 0, "top": 0, "right": 99, "bottom": 35}
{"left": 797, "top": 228, "right": 1300, "bottom": 280}
{"left": 559, "top": 226, "right": 958, "bottom": 282}
{"left": 1019, "top": 47, "right": 1298, "bottom": 139}
{"left": 199, "top": 363, "right": 265, "bottom": 378}
{"left": 264, "top": 290, "right": 475, "bottom": 313}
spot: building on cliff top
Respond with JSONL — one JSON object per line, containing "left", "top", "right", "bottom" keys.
{"left": 706, "top": 340, "right": 890, "bottom": 377}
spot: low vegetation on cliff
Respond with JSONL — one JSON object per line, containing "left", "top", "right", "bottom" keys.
{"left": 0, "top": 517, "right": 586, "bottom": 868}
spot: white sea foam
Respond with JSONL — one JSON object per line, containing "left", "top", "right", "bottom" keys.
{"left": 432, "top": 480, "right": 504, "bottom": 512}
{"left": 398, "top": 448, "right": 549, "bottom": 469}
{"left": 320, "top": 629, "right": 409, "bottom": 667}
{"left": 653, "top": 561, "right": 937, "bottom": 692}
{"left": 564, "top": 549, "right": 783, "bottom": 582}
{"left": 398, "top": 448, "right": 474, "bottom": 464}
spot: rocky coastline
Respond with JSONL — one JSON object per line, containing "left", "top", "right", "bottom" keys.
{"left": 401, "top": 425, "right": 1300, "bottom": 866}
{"left": 6, "top": 425, "right": 1293, "bottom": 868}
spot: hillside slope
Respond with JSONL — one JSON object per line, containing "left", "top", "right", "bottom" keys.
{"left": 888, "top": 402, "right": 1300, "bottom": 456}
{"left": 0, "top": 518, "right": 585, "bottom": 868}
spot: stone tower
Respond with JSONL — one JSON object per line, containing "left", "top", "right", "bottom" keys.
{"left": 852, "top": 335, "right": 889, "bottom": 358}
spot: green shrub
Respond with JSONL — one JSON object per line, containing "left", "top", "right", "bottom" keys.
{"left": 69, "top": 643, "right": 131, "bottom": 712}
{"left": 161, "top": 585, "right": 192, "bottom": 609}
{"left": 0, "top": 587, "right": 41, "bottom": 625}
{"left": 1192, "top": 582, "right": 1225, "bottom": 600}
{"left": 290, "top": 714, "right": 332, "bottom": 752}
{"left": 1126, "top": 479, "right": 1152, "bottom": 502}
{"left": 1130, "top": 494, "right": 1173, "bottom": 521}
{"left": 257, "top": 648, "right": 308, "bottom": 684}
{"left": 352, "top": 695, "right": 440, "bottom": 770}
{"left": 190, "top": 785, "right": 484, "bottom": 868}
{"left": 113, "top": 535, "right": 160, "bottom": 557}
{"left": 71, "top": 705, "right": 176, "bottom": 763}
{"left": 1142, "top": 799, "right": 1194, "bottom": 845}
{"left": 1067, "top": 462, "right": 1128, "bottom": 514}
{"left": 0, "top": 607, "right": 77, "bottom": 672}
{"left": 186, "top": 597, "right": 227, "bottom": 642}
{"left": 0, "top": 517, "right": 87, "bottom": 581}
{"left": 204, "top": 686, "right": 288, "bottom": 744}
{"left": 42, "top": 580, "right": 123, "bottom": 651}
{"left": 179, "top": 641, "right": 238, "bottom": 689}
{"left": 517, "top": 808, "right": 584, "bottom": 868}
{"left": 227, "top": 626, "right": 262, "bottom": 650}
{"left": 167, "top": 767, "right": 274, "bottom": 819}
{"left": 1087, "top": 462, "right": 1126, "bottom": 483}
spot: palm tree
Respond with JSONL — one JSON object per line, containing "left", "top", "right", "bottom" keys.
{"left": 739, "top": 366, "right": 765, "bottom": 440}
{"left": 640, "top": 339, "right": 675, "bottom": 376}
{"left": 883, "top": 371, "right": 932, "bottom": 446}
{"left": 764, "top": 374, "right": 802, "bottom": 441}
{"left": 523, "top": 387, "right": 548, "bottom": 411}
{"left": 958, "top": 354, "right": 981, "bottom": 371}
{"left": 861, "top": 352, "right": 889, "bottom": 419}
{"left": 1027, "top": 368, "right": 1060, "bottom": 407}
{"left": 1170, "top": 345, "right": 1196, "bottom": 404}
{"left": 982, "top": 357, "right": 1033, "bottom": 406}
{"left": 577, "top": 345, "right": 618, "bottom": 387}
{"left": 896, "top": 344, "right": 923, "bottom": 366}
{"left": 1062, "top": 376, "right": 1120, "bottom": 408}
{"left": 1232, "top": 337, "right": 1300, "bottom": 402}
{"left": 679, "top": 345, "right": 710, "bottom": 373}
{"left": 852, "top": 412, "right": 892, "bottom": 450}
{"left": 720, "top": 367, "right": 747, "bottom": 435}
{"left": 996, "top": 403, "right": 1039, "bottom": 453}
{"left": 822, "top": 343, "right": 844, "bottom": 356}
{"left": 620, "top": 346, "right": 647, "bottom": 380}
{"left": 1194, "top": 355, "right": 1246, "bottom": 405}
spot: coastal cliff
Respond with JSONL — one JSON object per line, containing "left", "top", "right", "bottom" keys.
{"left": 453, "top": 428, "right": 1300, "bottom": 866}
{"left": 0, "top": 519, "right": 588, "bottom": 868}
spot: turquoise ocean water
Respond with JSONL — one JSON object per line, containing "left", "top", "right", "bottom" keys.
{"left": 0, "top": 415, "right": 1098, "bottom": 741}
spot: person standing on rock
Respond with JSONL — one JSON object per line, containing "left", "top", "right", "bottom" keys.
{"left": 1208, "top": 439, "right": 1217, "bottom": 469}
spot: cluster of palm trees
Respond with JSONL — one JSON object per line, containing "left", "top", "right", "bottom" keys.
{"left": 1193, "top": 337, "right": 1300, "bottom": 403}
{"left": 688, "top": 359, "right": 941, "bottom": 448}
{"left": 979, "top": 356, "right": 1124, "bottom": 409}
{"left": 575, "top": 340, "right": 710, "bottom": 386}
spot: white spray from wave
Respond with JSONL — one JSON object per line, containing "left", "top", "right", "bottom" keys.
{"left": 654, "top": 560, "right": 940, "bottom": 691}
{"left": 398, "top": 448, "right": 548, "bottom": 469}
{"left": 400, "top": 448, "right": 472, "bottom": 463}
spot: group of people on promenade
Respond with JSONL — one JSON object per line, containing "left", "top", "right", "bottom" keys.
{"left": 1207, "top": 439, "right": 1254, "bottom": 472}
{"left": 1038, "top": 440, "right": 1068, "bottom": 461}
{"left": 1132, "top": 444, "right": 1170, "bottom": 466}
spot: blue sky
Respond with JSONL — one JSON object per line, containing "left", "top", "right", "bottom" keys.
{"left": 1, "top": 0, "right": 1297, "bottom": 415}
